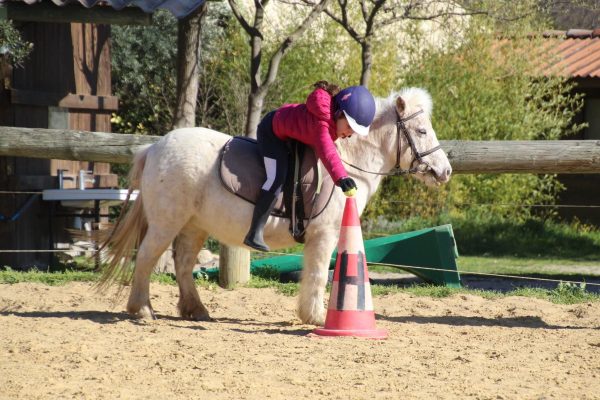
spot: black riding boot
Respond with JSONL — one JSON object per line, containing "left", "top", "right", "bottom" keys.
{"left": 244, "top": 189, "right": 277, "bottom": 252}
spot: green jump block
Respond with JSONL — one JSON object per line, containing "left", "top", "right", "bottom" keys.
{"left": 199, "top": 224, "right": 461, "bottom": 287}
{"left": 359, "top": 224, "right": 461, "bottom": 287}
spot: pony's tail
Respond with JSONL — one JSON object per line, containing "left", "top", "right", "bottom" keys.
{"left": 95, "top": 145, "right": 151, "bottom": 293}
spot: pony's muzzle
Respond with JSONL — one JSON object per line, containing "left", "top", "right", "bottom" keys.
{"left": 435, "top": 165, "right": 452, "bottom": 183}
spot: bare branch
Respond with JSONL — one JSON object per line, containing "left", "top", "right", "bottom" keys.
{"left": 228, "top": 0, "right": 255, "bottom": 36}
{"left": 364, "top": 0, "right": 386, "bottom": 36}
{"left": 262, "top": 0, "right": 331, "bottom": 89}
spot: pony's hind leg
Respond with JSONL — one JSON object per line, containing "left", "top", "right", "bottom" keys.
{"left": 127, "top": 225, "right": 180, "bottom": 319}
{"left": 173, "top": 226, "right": 210, "bottom": 321}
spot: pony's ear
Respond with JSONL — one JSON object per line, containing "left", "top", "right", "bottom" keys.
{"left": 395, "top": 96, "right": 406, "bottom": 115}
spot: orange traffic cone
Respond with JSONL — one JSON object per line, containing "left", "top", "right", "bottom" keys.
{"left": 313, "top": 196, "right": 388, "bottom": 339}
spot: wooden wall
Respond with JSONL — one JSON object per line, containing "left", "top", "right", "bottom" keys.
{"left": 0, "top": 21, "right": 118, "bottom": 269}
{"left": 557, "top": 81, "right": 600, "bottom": 225}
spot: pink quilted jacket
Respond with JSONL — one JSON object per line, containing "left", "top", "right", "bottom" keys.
{"left": 272, "top": 88, "right": 347, "bottom": 183}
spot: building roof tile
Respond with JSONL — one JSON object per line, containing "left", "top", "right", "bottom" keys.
{"left": 540, "top": 29, "right": 600, "bottom": 78}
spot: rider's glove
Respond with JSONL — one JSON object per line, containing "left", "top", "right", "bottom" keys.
{"left": 337, "top": 177, "right": 357, "bottom": 197}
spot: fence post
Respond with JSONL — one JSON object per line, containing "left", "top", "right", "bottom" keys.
{"left": 218, "top": 246, "right": 250, "bottom": 288}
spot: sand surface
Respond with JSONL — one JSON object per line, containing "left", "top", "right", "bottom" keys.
{"left": 1, "top": 282, "right": 600, "bottom": 399}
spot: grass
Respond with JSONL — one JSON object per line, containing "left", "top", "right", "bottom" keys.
{"left": 366, "top": 255, "right": 600, "bottom": 303}
{"left": 368, "top": 255, "right": 600, "bottom": 279}
{"left": 458, "top": 256, "right": 600, "bottom": 273}
{"left": 448, "top": 218, "right": 600, "bottom": 260}
{"left": 0, "top": 267, "right": 212, "bottom": 288}
{"left": 245, "top": 276, "right": 300, "bottom": 296}
{"left": 0, "top": 268, "right": 98, "bottom": 285}
{"left": 372, "top": 282, "right": 600, "bottom": 305}
{"left": 2, "top": 266, "right": 599, "bottom": 305}
{"left": 2, "top": 217, "right": 600, "bottom": 305}
{"left": 457, "top": 256, "right": 600, "bottom": 281}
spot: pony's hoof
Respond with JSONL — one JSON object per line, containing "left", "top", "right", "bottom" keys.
{"left": 128, "top": 304, "right": 156, "bottom": 320}
{"left": 179, "top": 303, "right": 211, "bottom": 321}
{"left": 189, "top": 311, "right": 212, "bottom": 322}
{"left": 298, "top": 307, "right": 325, "bottom": 326}
{"left": 184, "top": 308, "right": 211, "bottom": 321}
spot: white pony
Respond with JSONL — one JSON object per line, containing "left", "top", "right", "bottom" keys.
{"left": 99, "top": 87, "right": 452, "bottom": 325}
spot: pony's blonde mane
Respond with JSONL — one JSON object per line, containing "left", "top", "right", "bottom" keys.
{"left": 371, "top": 87, "right": 433, "bottom": 133}
{"left": 375, "top": 87, "right": 432, "bottom": 118}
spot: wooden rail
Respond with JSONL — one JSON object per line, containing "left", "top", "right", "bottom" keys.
{"left": 1, "top": 126, "right": 599, "bottom": 174}
{"left": 0, "top": 127, "right": 157, "bottom": 164}
{"left": 443, "top": 140, "right": 600, "bottom": 174}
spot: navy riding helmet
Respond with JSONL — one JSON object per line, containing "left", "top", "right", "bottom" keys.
{"left": 334, "top": 85, "right": 376, "bottom": 136}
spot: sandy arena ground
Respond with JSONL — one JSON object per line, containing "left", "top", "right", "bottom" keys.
{"left": 1, "top": 282, "right": 600, "bottom": 399}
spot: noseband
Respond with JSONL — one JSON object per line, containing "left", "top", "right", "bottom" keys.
{"left": 343, "top": 108, "right": 441, "bottom": 176}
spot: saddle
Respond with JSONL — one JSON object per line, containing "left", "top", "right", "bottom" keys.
{"left": 219, "top": 136, "right": 335, "bottom": 242}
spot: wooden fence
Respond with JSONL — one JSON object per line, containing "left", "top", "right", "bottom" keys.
{"left": 1, "top": 126, "right": 600, "bottom": 173}
{"left": 2, "top": 126, "right": 599, "bottom": 283}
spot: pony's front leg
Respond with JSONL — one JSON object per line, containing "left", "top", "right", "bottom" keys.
{"left": 298, "top": 229, "right": 338, "bottom": 325}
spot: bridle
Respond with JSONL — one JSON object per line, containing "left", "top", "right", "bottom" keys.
{"left": 342, "top": 108, "right": 442, "bottom": 176}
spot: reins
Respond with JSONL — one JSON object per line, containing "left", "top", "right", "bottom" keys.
{"left": 342, "top": 109, "right": 441, "bottom": 177}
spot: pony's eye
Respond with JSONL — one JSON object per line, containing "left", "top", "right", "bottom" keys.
{"left": 417, "top": 128, "right": 427, "bottom": 135}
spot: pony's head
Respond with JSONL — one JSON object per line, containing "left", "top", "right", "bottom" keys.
{"left": 381, "top": 88, "right": 452, "bottom": 186}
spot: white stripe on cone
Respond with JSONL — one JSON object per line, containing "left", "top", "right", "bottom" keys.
{"left": 337, "top": 226, "right": 365, "bottom": 254}
{"left": 328, "top": 282, "right": 374, "bottom": 311}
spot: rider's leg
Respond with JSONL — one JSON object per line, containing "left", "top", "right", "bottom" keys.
{"left": 244, "top": 112, "right": 288, "bottom": 252}
{"left": 243, "top": 184, "right": 277, "bottom": 252}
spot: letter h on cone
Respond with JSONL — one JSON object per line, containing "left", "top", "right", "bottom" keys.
{"left": 313, "top": 196, "right": 387, "bottom": 339}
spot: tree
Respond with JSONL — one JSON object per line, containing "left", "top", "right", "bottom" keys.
{"left": 111, "top": 7, "right": 244, "bottom": 136}
{"left": 218, "top": 0, "right": 330, "bottom": 285}
{"left": 300, "top": 0, "right": 562, "bottom": 88}
{"left": 363, "top": 10, "right": 585, "bottom": 228}
{"left": 0, "top": 21, "right": 32, "bottom": 93}
{"left": 228, "top": 0, "right": 330, "bottom": 137}
{"left": 541, "top": 0, "right": 600, "bottom": 29}
{"left": 0, "top": 21, "right": 32, "bottom": 67}
{"left": 111, "top": 11, "right": 179, "bottom": 136}
{"left": 172, "top": 3, "right": 209, "bottom": 129}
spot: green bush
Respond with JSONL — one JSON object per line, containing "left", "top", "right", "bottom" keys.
{"left": 452, "top": 217, "right": 600, "bottom": 259}
{"left": 365, "top": 22, "right": 585, "bottom": 224}
{"left": 111, "top": 10, "right": 178, "bottom": 136}
{"left": 0, "top": 21, "right": 32, "bottom": 66}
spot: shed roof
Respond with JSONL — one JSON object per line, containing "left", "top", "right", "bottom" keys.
{"left": 538, "top": 29, "right": 600, "bottom": 79}
{"left": 1, "top": 0, "right": 206, "bottom": 18}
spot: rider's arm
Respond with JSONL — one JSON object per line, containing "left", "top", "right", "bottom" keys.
{"left": 312, "top": 121, "right": 347, "bottom": 184}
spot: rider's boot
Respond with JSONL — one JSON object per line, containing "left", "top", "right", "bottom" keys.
{"left": 244, "top": 189, "right": 277, "bottom": 252}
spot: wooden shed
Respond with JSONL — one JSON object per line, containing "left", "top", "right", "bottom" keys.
{"left": 539, "top": 29, "right": 600, "bottom": 224}
{"left": 0, "top": 1, "right": 153, "bottom": 268}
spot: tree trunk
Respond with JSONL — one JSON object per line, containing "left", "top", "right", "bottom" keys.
{"left": 169, "top": 3, "right": 253, "bottom": 288}
{"left": 245, "top": 90, "right": 266, "bottom": 139}
{"left": 360, "top": 40, "right": 373, "bottom": 87}
{"left": 171, "top": 3, "right": 207, "bottom": 130}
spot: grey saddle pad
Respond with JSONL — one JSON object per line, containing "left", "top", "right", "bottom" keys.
{"left": 219, "top": 136, "right": 335, "bottom": 219}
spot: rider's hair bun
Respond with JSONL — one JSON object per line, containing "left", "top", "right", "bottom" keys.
{"left": 313, "top": 80, "right": 341, "bottom": 97}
